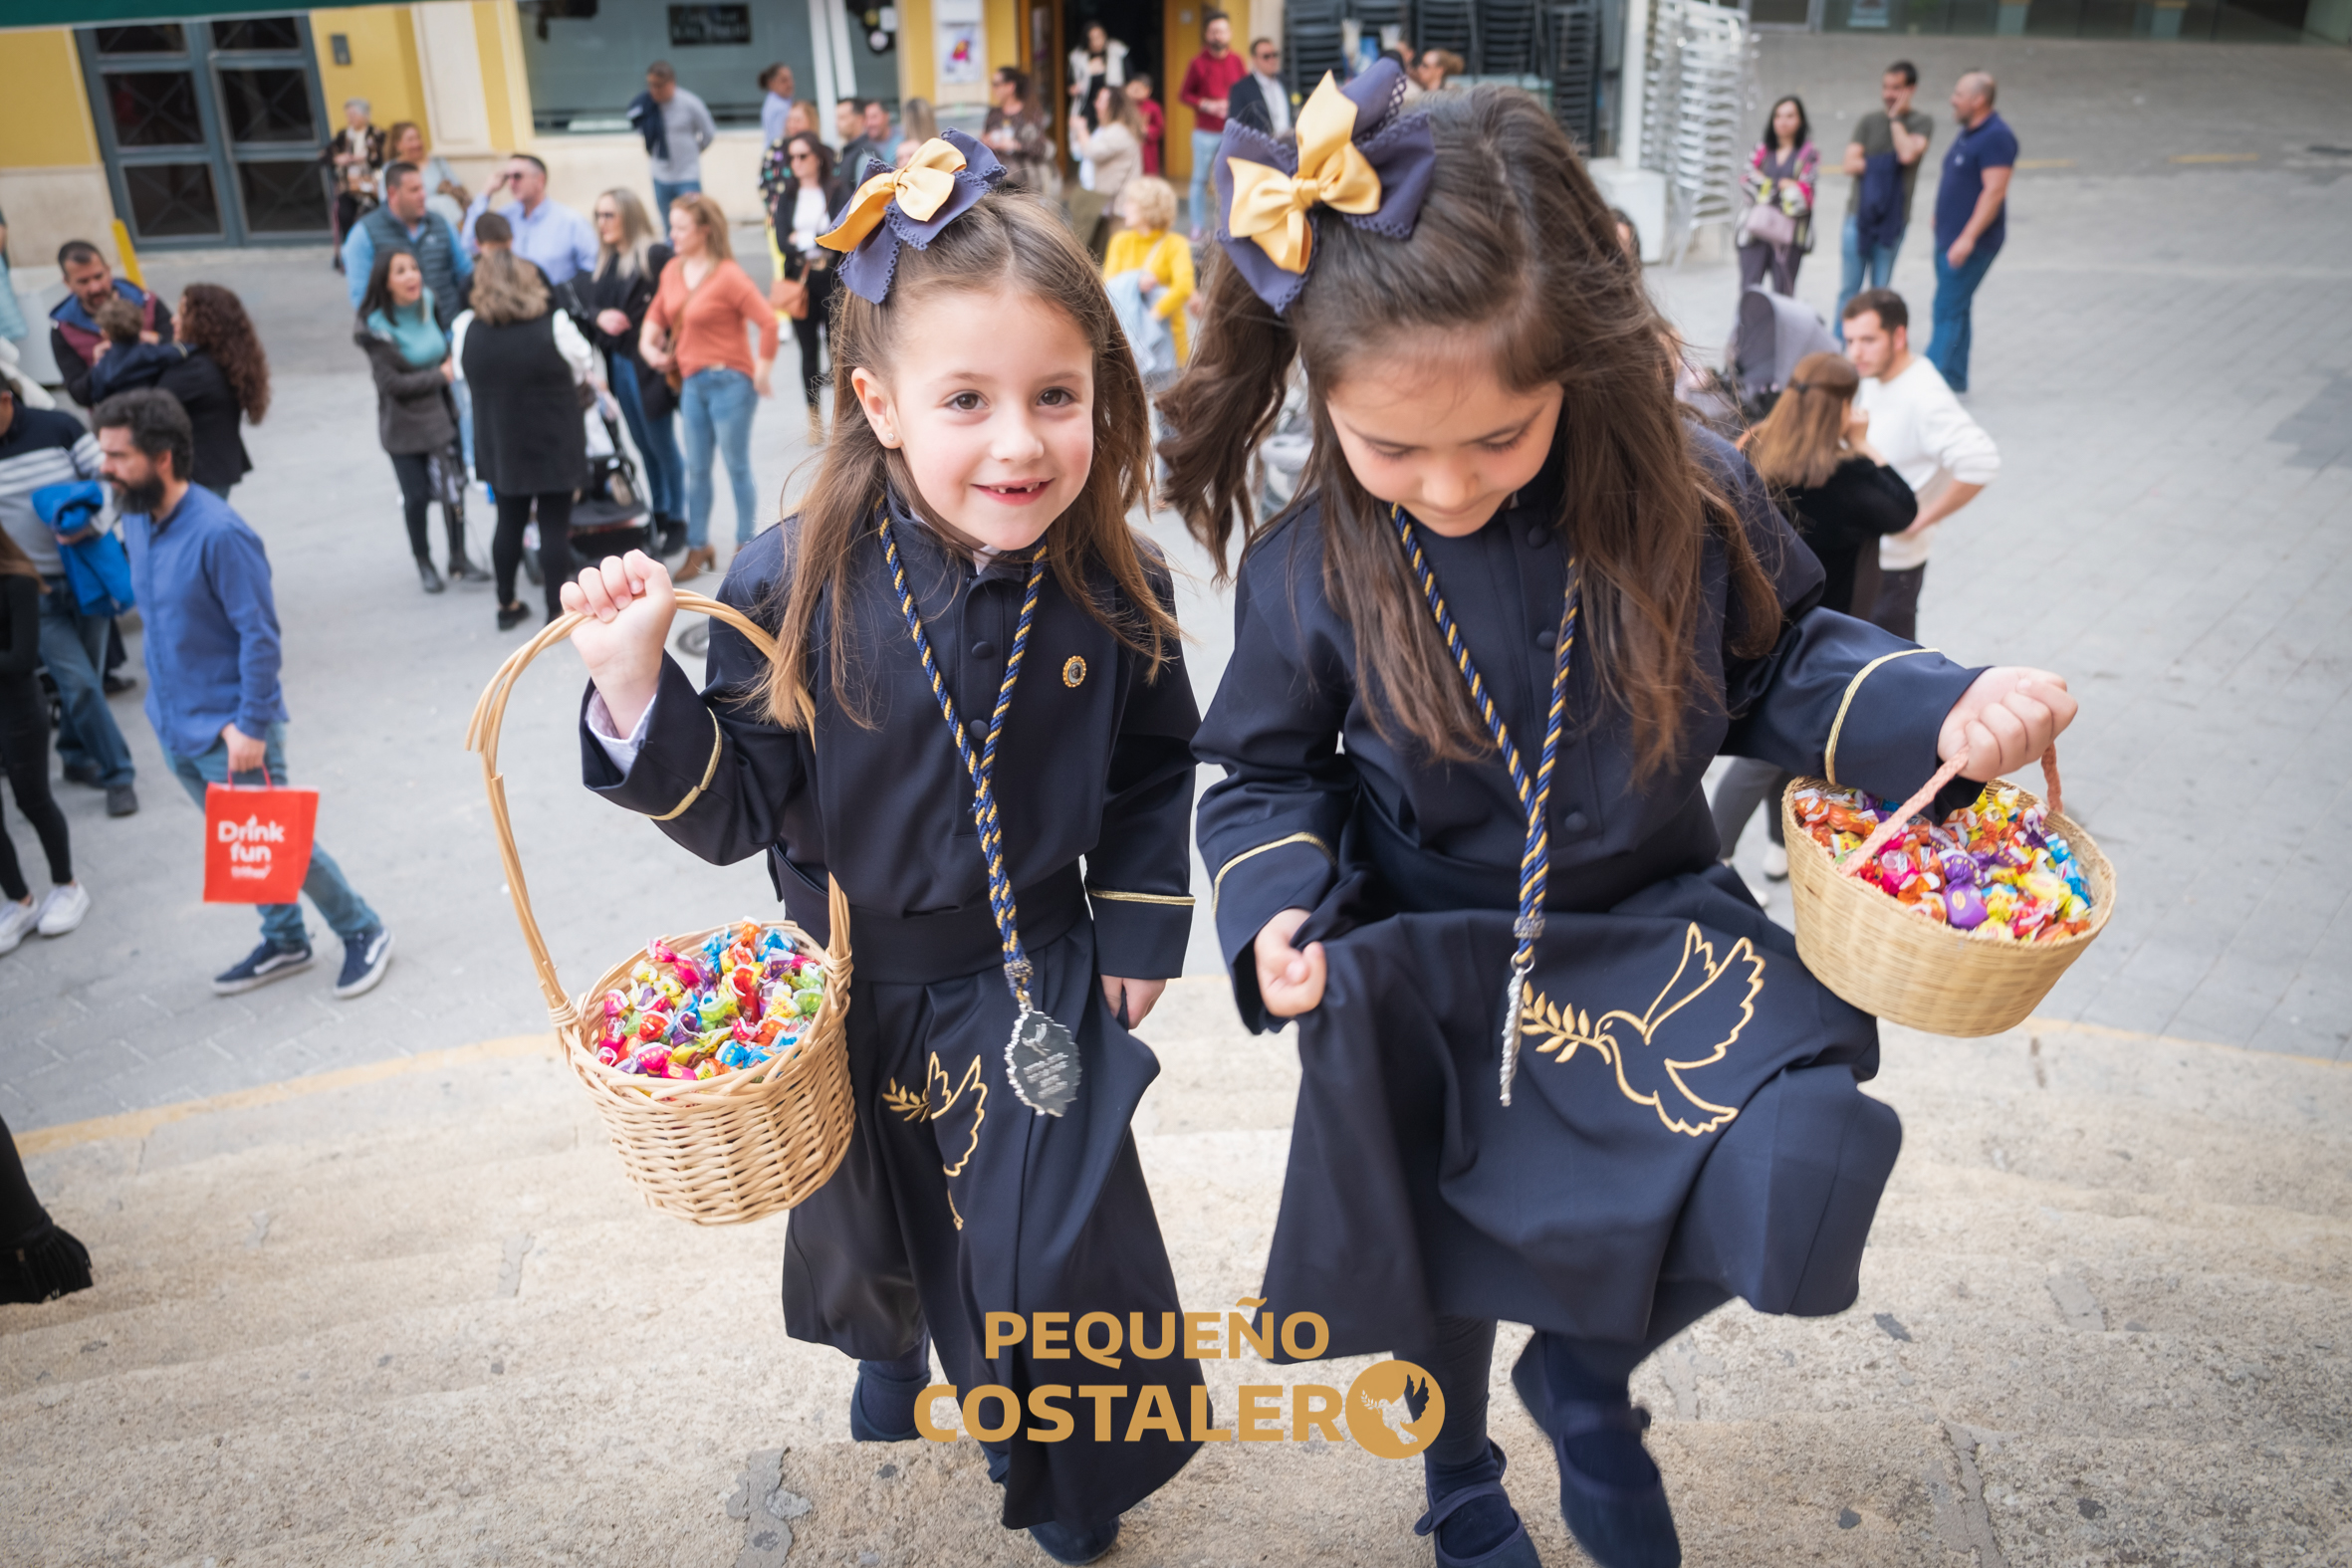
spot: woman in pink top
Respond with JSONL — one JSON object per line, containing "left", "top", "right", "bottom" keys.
{"left": 640, "top": 193, "right": 778, "bottom": 581}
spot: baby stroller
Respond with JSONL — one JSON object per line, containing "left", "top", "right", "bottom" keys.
{"left": 523, "top": 397, "right": 648, "bottom": 583}
{"left": 1723, "top": 287, "right": 1837, "bottom": 426}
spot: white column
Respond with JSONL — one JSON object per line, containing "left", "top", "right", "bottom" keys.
{"left": 413, "top": 1, "right": 494, "bottom": 153}
{"left": 1618, "top": 0, "right": 1652, "bottom": 166}
{"left": 807, "top": 0, "right": 852, "bottom": 146}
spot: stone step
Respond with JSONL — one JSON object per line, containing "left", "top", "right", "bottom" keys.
{"left": 4, "top": 999, "right": 2345, "bottom": 1565}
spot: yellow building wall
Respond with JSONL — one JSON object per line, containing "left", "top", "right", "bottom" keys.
{"left": 0, "top": 28, "right": 118, "bottom": 277}
{"left": 1164, "top": 0, "right": 1203, "bottom": 180}
{"left": 312, "top": 5, "right": 433, "bottom": 138}
{"left": 986, "top": 0, "right": 1021, "bottom": 83}
{"left": 0, "top": 29, "right": 100, "bottom": 169}
{"left": 900, "top": 0, "right": 937, "bottom": 107}
{"left": 476, "top": 0, "right": 535, "bottom": 151}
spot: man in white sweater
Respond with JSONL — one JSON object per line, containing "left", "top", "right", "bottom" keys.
{"left": 1839, "top": 287, "right": 1999, "bottom": 640}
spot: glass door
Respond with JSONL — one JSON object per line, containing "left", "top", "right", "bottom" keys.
{"left": 208, "top": 16, "right": 332, "bottom": 237}
{"left": 78, "top": 16, "right": 332, "bottom": 249}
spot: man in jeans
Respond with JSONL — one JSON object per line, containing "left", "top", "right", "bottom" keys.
{"left": 1834, "top": 61, "right": 1933, "bottom": 340}
{"left": 633, "top": 60, "right": 717, "bottom": 218}
{"left": 1179, "top": 12, "right": 1247, "bottom": 238}
{"left": 1841, "top": 289, "right": 1999, "bottom": 642}
{"left": 0, "top": 375, "right": 137, "bottom": 816}
{"left": 1928, "top": 71, "right": 2016, "bottom": 393}
{"left": 95, "top": 390, "right": 394, "bottom": 999}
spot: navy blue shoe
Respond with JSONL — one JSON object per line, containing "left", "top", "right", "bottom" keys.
{"left": 1028, "top": 1516, "right": 1119, "bottom": 1565}
{"left": 334, "top": 926, "right": 394, "bottom": 999}
{"left": 847, "top": 1361, "right": 923, "bottom": 1443}
{"left": 1416, "top": 1441, "right": 1544, "bottom": 1568}
{"left": 213, "top": 939, "right": 314, "bottom": 996}
{"left": 1512, "top": 1345, "right": 1680, "bottom": 1568}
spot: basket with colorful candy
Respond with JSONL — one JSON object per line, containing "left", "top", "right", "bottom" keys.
{"left": 467, "top": 589, "right": 854, "bottom": 1226}
{"left": 1788, "top": 783, "right": 2096, "bottom": 943}
{"left": 594, "top": 922, "right": 832, "bottom": 1082}
{"left": 1779, "top": 753, "right": 2115, "bottom": 1037}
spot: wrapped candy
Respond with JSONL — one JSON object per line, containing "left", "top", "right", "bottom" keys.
{"left": 599, "top": 922, "right": 827, "bottom": 1081}
{"left": 1797, "top": 784, "right": 2094, "bottom": 944}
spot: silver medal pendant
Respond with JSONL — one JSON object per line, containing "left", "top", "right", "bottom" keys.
{"left": 1498, "top": 960, "right": 1531, "bottom": 1107}
{"left": 1007, "top": 1006, "right": 1081, "bottom": 1117}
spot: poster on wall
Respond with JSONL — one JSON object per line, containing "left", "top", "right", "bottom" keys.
{"left": 937, "top": 0, "right": 988, "bottom": 98}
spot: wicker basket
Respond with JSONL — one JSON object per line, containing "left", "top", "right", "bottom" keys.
{"left": 464, "top": 591, "right": 854, "bottom": 1226}
{"left": 1780, "top": 764, "right": 2116, "bottom": 1037}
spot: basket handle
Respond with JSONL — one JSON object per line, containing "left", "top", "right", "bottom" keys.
{"left": 1838, "top": 745, "right": 2064, "bottom": 878}
{"left": 463, "top": 591, "right": 839, "bottom": 1032}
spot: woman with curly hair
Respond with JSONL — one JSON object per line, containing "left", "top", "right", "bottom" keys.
{"left": 165, "top": 283, "right": 269, "bottom": 497}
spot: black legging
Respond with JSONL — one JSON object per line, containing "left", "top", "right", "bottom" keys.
{"left": 388, "top": 450, "right": 464, "bottom": 561}
{"left": 493, "top": 490, "right": 575, "bottom": 620}
{"left": 792, "top": 267, "right": 837, "bottom": 408}
{"left": 0, "top": 672, "right": 72, "bottom": 903}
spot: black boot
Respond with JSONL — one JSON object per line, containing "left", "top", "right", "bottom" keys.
{"left": 415, "top": 556, "right": 446, "bottom": 593}
{"left": 655, "top": 516, "right": 688, "bottom": 558}
{"left": 445, "top": 515, "right": 492, "bottom": 583}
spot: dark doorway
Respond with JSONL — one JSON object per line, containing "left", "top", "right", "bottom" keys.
{"left": 1062, "top": 0, "right": 1163, "bottom": 131}
{"left": 77, "top": 16, "right": 333, "bottom": 250}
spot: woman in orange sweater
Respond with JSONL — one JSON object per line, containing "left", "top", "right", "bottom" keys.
{"left": 640, "top": 193, "right": 778, "bottom": 581}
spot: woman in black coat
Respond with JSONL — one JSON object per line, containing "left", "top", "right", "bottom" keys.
{"left": 770, "top": 131, "right": 851, "bottom": 437}
{"left": 356, "top": 247, "right": 486, "bottom": 592}
{"left": 456, "top": 248, "right": 594, "bottom": 629}
{"left": 1710, "top": 350, "right": 1919, "bottom": 873}
{"left": 587, "top": 188, "right": 683, "bottom": 556}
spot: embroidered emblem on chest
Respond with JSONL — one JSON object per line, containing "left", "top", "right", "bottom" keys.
{"left": 1061, "top": 655, "right": 1087, "bottom": 688}
{"left": 1518, "top": 923, "right": 1765, "bottom": 1137}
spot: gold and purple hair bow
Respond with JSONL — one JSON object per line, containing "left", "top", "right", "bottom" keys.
{"left": 818, "top": 129, "right": 1006, "bottom": 304}
{"left": 1213, "top": 59, "right": 1436, "bottom": 313}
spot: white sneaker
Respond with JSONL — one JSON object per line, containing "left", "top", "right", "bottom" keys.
{"left": 0, "top": 898, "right": 34, "bottom": 954}
{"left": 1762, "top": 843, "right": 1789, "bottom": 880}
{"left": 36, "top": 882, "right": 91, "bottom": 937}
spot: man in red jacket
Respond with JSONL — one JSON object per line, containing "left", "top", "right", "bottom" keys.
{"left": 1179, "top": 11, "right": 1248, "bottom": 238}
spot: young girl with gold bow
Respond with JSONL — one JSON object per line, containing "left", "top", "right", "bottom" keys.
{"left": 1163, "top": 64, "right": 2076, "bottom": 1568}
{"left": 562, "top": 131, "right": 1203, "bottom": 1565}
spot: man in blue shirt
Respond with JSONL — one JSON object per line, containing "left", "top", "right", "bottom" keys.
{"left": 94, "top": 389, "right": 395, "bottom": 1000}
{"left": 1928, "top": 70, "right": 2016, "bottom": 393}
{"left": 462, "top": 152, "right": 598, "bottom": 289}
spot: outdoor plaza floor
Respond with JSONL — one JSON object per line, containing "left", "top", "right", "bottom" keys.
{"left": 2, "top": 33, "right": 2347, "bottom": 1568}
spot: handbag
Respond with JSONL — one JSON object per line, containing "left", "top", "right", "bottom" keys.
{"left": 202, "top": 766, "right": 319, "bottom": 904}
{"left": 771, "top": 271, "right": 810, "bottom": 322}
{"left": 1738, "top": 198, "right": 1797, "bottom": 249}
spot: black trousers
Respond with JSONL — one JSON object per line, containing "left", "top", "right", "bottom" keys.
{"left": 790, "top": 268, "right": 836, "bottom": 408}
{"left": 0, "top": 671, "right": 71, "bottom": 902}
{"left": 1868, "top": 563, "right": 1926, "bottom": 642}
{"left": 492, "top": 490, "right": 574, "bottom": 619}
{"left": 388, "top": 450, "right": 463, "bottom": 561}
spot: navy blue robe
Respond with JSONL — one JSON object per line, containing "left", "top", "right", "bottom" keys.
{"left": 1195, "top": 431, "right": 1985, "bottom": 1354}
{"left": 582, "top": 505, "right": 1205, "bottom": 1528}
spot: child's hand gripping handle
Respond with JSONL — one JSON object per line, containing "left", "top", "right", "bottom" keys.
{"left": 464, "top": 578, "right": 785, "bottom": 1033}
{"left": 560, "top": 550, "right": 677, "bottom": 737}
{"left": 1839, "top": 666, "right": 2078, "bottom": 876}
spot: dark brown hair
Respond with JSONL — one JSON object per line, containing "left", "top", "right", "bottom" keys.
{"left": 177, "top": 283, "right": 271, "bottom": 423}
{"left": 1158, "top": 86, "right": 1777, "bottom": 779}
{"left": 1842, "top": 287, "right": 1907, "bottom": 331}
{"left": 1742, "top": 351, "right": 1859, "bottom": 491}
{"left": 764, "top": 189, "right": 1178, "bottom": 730}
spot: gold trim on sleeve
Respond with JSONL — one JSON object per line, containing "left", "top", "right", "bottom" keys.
{"left": 1824, "top": 647, "right": 1939, "bottom": 787}
{"left": 1211, "top": 831, "right": 1336, "bottom": 911}
{"left": 649, "top": 709, "right": 726, "bottom": 822}
{"left": 1086, "top": 888, "right": 1197, "bottom": 906}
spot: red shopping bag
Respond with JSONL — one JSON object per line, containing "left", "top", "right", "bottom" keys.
{"left": 202, "top": 772, "right": 319, "bottom": 903}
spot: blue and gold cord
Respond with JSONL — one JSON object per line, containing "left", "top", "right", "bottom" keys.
{"left": 878, "top": 514, "right": 1048, "bottom": 1010}
{"left": 1392, "top": 503, "right": 1579, "bottom": 1101}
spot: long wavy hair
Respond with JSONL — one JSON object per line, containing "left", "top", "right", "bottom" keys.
{"left": 467, "top": 248, "right": 551, "bottom": 326}
{"left": 1157, "top": 86, "right": 1778, "bottom": 780}
{"left": 1741, "top": 351, "right": 1858, "bottom": 491}
{"left": 176, "top": 283, "right": 270, "bottom": 424}
{"left": 761, "top": 189, "right": 1178, "bottom": 731}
